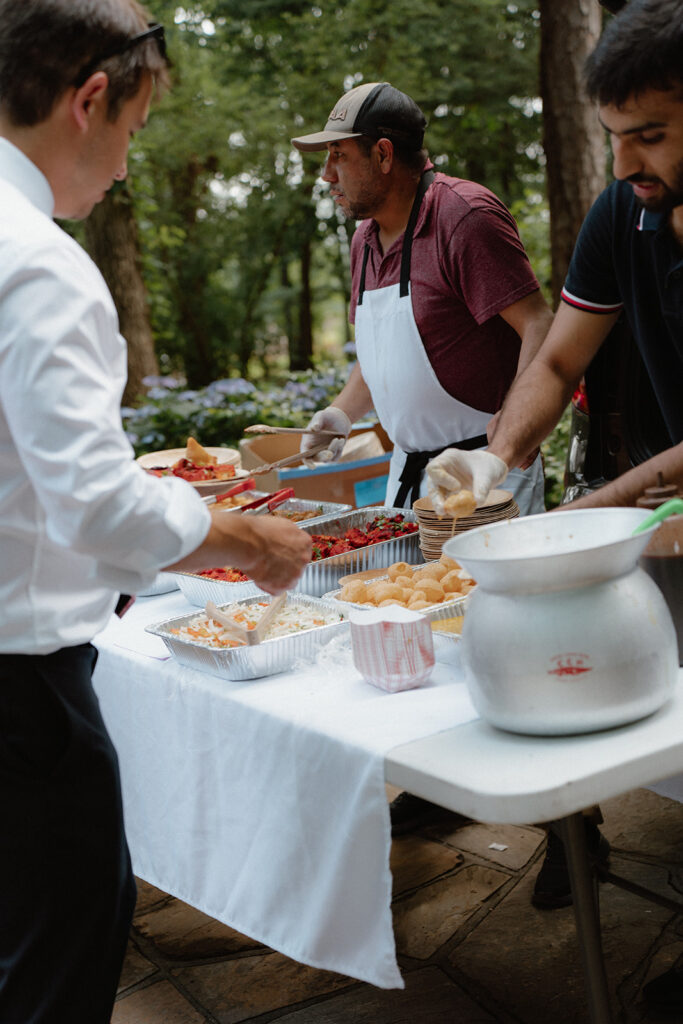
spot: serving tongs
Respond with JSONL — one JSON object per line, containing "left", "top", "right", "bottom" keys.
{"left": 202, "top": 477, "right": 256, "bottom": 505}
{"left": 239, "top": 487, "right": 295, "bottom": 516}
{"left": 249, "top": 441, "right": 332, "bottom": 474}
{"left": 205, "top": 593, "right": 288, "bottom": 646}
{"left": 244, "top": 423, "right": 344, "bottom": 438}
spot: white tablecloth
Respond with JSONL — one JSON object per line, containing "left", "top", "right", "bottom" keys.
{"left": 92, "top": 592, "right": 478, "bottom": 989}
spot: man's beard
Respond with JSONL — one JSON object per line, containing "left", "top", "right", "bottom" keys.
{"left": 630, "top": 157, "right": 683, "bottom": 214}
{"left": 341, "top": 180, "right": 386, "bottom": 221}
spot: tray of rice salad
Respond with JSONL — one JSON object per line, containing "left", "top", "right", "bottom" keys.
{"left": 146, "top": 593, "right": 349, "bottom": 680}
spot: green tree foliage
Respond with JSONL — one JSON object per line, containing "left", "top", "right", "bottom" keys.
{"left": 132, "top": 1, "right": 547, "bottom": 388}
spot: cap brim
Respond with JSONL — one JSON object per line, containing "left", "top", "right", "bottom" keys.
{"left": 291, "top": 129, "right": 364, "bottom": 152}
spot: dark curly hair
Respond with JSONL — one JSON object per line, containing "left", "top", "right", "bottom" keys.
{"left": 586, "top": 0, "right": 683, "bottom": 106}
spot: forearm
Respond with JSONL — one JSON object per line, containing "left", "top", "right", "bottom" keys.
{"left": 515, "top": 307, "right": 555, "bottom": 378}
{"left": 331, "top": 363, "right": 375, "bottom": 424}
{"left": 489, "top": 359, "right": 576, "bottom": 469}
{"left": 565, "top": 443, "right": 683, "bottom": 509}
{"left": 166, "top": 509, "right": 261, "bottom": 573}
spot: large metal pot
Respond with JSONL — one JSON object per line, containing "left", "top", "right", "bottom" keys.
{"left": 443, "top": 508, "right": 678, "bottom": 736}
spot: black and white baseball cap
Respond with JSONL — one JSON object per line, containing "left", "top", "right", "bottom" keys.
{"left": 291, "top": 82, "right": 427, "bottom": 152}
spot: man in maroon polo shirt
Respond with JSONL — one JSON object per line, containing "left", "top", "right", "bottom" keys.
{"left": 293, "top": 82, "right": 553, "bottom": 515}
{"left": 291, "top": 82, "right": 554, "bottom": 849}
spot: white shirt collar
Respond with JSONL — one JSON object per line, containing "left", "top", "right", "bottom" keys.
{"left": 0, "top": 136, "right": 55, "bottom": 217}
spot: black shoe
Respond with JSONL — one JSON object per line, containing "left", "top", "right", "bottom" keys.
{"left": 643, "top": 965, "right": 683, "bottom": 1011}
{"left": 531, "top": 821, "right": 610, "bottom": 909}
{"left": 390, "top": 792, "right": 456, "bottom": 836}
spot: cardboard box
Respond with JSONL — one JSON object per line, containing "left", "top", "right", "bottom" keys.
{"left": 239, "top": 428, "right": 393, "bottom": 508}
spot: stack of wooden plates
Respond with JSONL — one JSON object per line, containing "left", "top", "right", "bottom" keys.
{"left": 413, "top": 489, "right": 519, "bottom": 560}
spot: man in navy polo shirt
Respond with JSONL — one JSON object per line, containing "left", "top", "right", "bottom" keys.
{"left": 426, "top": 0, "right": 683, "bottom": 1005}
{"left": 427, "top": 0, "right": 683, "bottom": 514}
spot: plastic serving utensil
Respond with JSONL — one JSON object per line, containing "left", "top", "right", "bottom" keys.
{"left": 631, "top": 498, "right": 683, "bottom": 535}
{"left": 202, "top": 477, "right": 256, "bottom": 505}
{"left": 239, "top": 487, "right": 295, "bottom": 516}
{"left": 205, "top": 594, "right": 287, "bottom": 646}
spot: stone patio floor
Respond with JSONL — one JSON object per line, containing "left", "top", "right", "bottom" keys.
{"left": 112, "top": 786, "right": 683, "bottom": 1023}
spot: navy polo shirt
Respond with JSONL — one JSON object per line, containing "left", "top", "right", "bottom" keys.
{"left": 562, "top": 179, "right": 683, "bottom": 444}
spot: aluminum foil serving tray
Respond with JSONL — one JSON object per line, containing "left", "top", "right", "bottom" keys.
{"left": 172, "top": 497, "right": 352, "bottom": 606}
{"left": 222, "top": 492, "right": 351, "bottom": 525}
{"left": 323, "top": 579, "right": 470, "bottom": 625}
{"left": 146, "top": 593, "right": 349, "bottom": 681}
{"left": 294, "top": 506, "right": 422, "bottom": 598}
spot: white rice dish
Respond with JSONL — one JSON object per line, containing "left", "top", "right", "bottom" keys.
{"left": 171, "top": 600, "right": 343, "bottom": 649}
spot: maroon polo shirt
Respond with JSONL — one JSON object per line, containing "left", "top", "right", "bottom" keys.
{"left": 349, "top": 171, "right": 541, "bottom": 414}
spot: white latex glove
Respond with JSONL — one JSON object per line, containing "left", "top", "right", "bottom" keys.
{"left": 300, "top": 407, "right": 352, "bottom": 468}
{"left": 426, "top": 449, "right": 509, "bottom": 515}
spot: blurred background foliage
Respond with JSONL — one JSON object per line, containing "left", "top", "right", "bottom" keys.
{"left": 90, "top": 1, "right": 586, "bottom": 504}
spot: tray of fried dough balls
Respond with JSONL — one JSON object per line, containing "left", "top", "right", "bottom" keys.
{"left": 322, "top": 552, "right": 475, "bottom": 624}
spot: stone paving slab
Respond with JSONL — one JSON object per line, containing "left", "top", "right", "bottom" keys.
{"left": 113, "top": 788, "right": 683, "bottom": 1023}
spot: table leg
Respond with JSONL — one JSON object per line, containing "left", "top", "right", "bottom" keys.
{"left": 556, "top": 814, "right": 613, "bottom": 1024}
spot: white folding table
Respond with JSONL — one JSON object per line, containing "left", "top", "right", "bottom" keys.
{"left": 385, "top": 676, "right": 683, "bottom": 1024}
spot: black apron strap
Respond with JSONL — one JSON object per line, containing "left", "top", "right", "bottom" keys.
{"left": 400, "top": 169, "right": 435, "bottom": 297}
{"left": 358, "top": 168, "right": 435, "bottom": 305}
{"left": 357, "top": 243, "right": 372, "bottom": 306}
{"left": 392, "top": 432, "right": 489, "bottom": 509}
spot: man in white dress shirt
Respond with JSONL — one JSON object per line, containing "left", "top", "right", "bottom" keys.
{"left": 0, "top": 3, "right": 311, "bottom": 1021}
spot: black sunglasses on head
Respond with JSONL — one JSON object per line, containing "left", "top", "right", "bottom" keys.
{"left": 73, "top": 22, "right": 167, "bottom": 88}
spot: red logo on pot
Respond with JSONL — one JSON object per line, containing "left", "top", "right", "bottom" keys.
{"left": 548, "top": 653, "right": 592, "bottom": 677}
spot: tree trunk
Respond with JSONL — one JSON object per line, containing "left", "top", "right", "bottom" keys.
{"left": 84, "top": 184, "right": 158, "bottom": 405}
{"left": 540, "top": 0, "right": 607, "bottom": 307}
{"left": 292, "top": 236, "right": 313, "bottom": 371}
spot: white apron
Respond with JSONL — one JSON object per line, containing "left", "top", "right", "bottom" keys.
{"left": 354, "top": 171, "right": 544, "bottom": 516}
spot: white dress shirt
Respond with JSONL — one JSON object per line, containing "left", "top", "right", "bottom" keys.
{"left": 0, "top": 138, "right": 210, "bottom": 654}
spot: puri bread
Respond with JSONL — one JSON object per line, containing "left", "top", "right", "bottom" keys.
{"left": 443, "top": 488, "right": 477, "bottom": 519}
{"left": 441, "top": 569, "right": 466, "bottom": 594}
{"left": 337, "top": 553, "right": 476, "bottom": 609}
{"left": 387, "top": 561, "right": 411, "bottom": 581}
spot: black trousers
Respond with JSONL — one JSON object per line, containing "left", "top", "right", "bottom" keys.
{"left": 0, "top": 644, "right": 136, "bottom": 1024}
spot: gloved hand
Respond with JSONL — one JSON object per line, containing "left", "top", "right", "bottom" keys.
{"left": 426, "top": 449, "right": 508, "bottom": 515}
{"left": 300, "top": 407, "right": 352, "bottom": 468}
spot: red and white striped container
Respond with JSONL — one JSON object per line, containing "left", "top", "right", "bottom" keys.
{"left": 349, "top": 606, "right": 435, "bottom": 692}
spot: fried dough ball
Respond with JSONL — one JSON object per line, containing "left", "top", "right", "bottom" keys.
{"left": 407, "top": 589, "right": 428, "bottom": 607}
{"left": 443, "top": 488, "right": 477, "bottom": 519}
{"left": 459, "top": 580, "right": 476, "bottom": 594}
{"left": 340, "top": 581, "right": 368, "bottom": 603}
{"left": 372, "top": 582, "right": 405, "bottom": 603}
{"left": 416, "top": 561, "right": 448, "bottom": 581}
{"left": 441, "top": 570, "right": 466, "bottom": 594}
{"left": 408, "top": 600, "right": 432, "bottom": 611}
{"left": 418, "top": 578, "right": 445, "bottom": 604}
{"left": 394, "top": 575, "right": 413, "bottom": 589}
{"left": 379, "top": 598, "right": 403, "bottom": 607}
{"left": 387, "top": 561, "right": 411, "bottom": 581}
{"left": 439, "top": 554, "right": 461, "bottom": 572}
